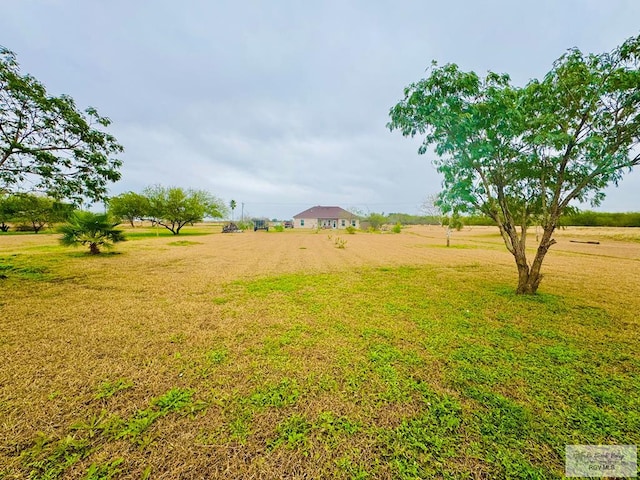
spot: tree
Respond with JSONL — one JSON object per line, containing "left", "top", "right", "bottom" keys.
{"left": 108, "top": 192, "right": 150, "bottom": 227}
{"left": 229, "top": 199, "right": 237, "bottom": 221}
{"left": 388, "top": 35, "right": 640, "bottom": 294}
{"left": 59, "top": 211, "right": 125, "bottom": 254}
{"left": 365, "top": 212, "right": 387, "bottom": 231}
{"left": 0, "top": 47, "right": 123, "bottom": 203}
{"left": 0, "top": 193, "right": 17, "bottom": 231}
{"left": 11, "top": 193, "right": 72, "bottom": 233}
{"left": 420, "top": 194, "right": 443, "bottom": 225}
{"left": 143, "top": 185, "right": 227, "bottom": 235}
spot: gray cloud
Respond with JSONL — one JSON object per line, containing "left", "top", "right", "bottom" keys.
{"left": 2, "top": 0, "right": 639, "bottom": 219}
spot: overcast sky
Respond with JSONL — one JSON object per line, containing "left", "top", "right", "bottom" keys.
{"left": 2, "top": 1, "right": 639, "bottom": 219}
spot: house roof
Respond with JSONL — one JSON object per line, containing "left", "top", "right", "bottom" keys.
{"left": 293, "top": 206, "right": 355, "bottom": 219}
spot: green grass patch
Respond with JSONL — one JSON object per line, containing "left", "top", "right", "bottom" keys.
{"left": 4, "top": 254, "right": 639, "bottom": 478}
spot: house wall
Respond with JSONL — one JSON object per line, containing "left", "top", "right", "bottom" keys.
{"left": 293, "top": 218, "right": 359, "bottom": 229}
{"left": 294, "top": 218, "right": 317, "bottom": 229}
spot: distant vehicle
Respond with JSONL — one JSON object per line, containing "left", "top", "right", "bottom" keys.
{"left": 222, "top": 222, "right": 240, "bottom": 233}
{"left": 253, "top": 218, "right": 269, "bottom": 232}
{"left": 283, "top": 221, "right": 294, "bottom": 228}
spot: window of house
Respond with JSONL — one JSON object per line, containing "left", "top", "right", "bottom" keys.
{"left": 351, "top": 220, "right": 356, "bottom": 227}
{"left": 341, "top": 219, "right": 345, "bottom": 227}
{"left": 300, "top": 219, "right": 304, "bottom": 226}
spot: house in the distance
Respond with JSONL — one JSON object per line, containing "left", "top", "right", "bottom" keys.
{"left": 293, "top": 206, "right": 359, "bottom": 229}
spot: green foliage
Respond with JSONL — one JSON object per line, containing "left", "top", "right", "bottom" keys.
{"left": 235, "top": 220, "right": 252, "bottom": 230}
{"left": 365, "top": 212, "right": 387, "bottom": 231}
{"left": 21, "top": 434, "right": 92, "bottom": 480}
{"left": 94, "top": 379, "right": 133, "bottom": 400}
{"left": 273, "top": 224, "right": 285, "bottom": 232}
{"left": 249, "top": 378, "right": 300, "bottom": 408}
{"left": 0, "top": 193, "right": 72, "bottom": 233}
{"left": 205, "top": 348, "right": 228, "bottom": 364}
{"left": 0, "top": 47, "right": 123, "bottom": 203}
{"left": 0, "top": 193, "right": 17, "bottom": 231}
{"left": 152, "top": 388, "right": 195, "bottom": 413}
{"left": 269, "top": 415, "right": 312, "bottom": 450}
{"left": 84, "top": 458, "right": 123, "bottom": 480}
{"left": 58, "top": 211, "right": 125, "bottom": 254}
{"left": 387, "top": 212, "right": 441, "bottom": 225}
{"left": 143, "top": 185, "right": 227, "bottom": 235}
{"left": 388, "top": 35, "right": 640, "bottom": 294}
{"left": 391, "top": 222, "right": 402, "bottom": 233}
{"left": 107, "top": 192, "right": 149, "bottom": 227}
{"left": 345, "top": 225, "right": 357, "bottom": 234}
{"left": 559, "top": 210, "right": 640, "bottom": 227}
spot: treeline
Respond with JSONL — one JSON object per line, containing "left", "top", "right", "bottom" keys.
{"left": 0, "top": 194, "right": 74, "bottom": 233}
{"left": 387, "top": 213, "right": 441, "bottom": 225}
{"left": 387, "top": 211, "right": 640, "bottom": 227}
{"left": 0, "top": 185, "right": 228, "bottom": 235}
{"left": 558, "top": 211, "right": 640, "bottom": 227}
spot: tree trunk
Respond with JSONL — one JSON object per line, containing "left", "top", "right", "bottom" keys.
{"left": 514, "top": 225, "right": 556, "bottom": 295}
{"left": 515, "top": 262, "right": 542, "bottom": 294}
{"left": 89, "top": 243, "right": 101, "bottom": 255}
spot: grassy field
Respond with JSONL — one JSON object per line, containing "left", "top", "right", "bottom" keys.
{"left": 0, "top": 225, "right": 639, "bottom": 479}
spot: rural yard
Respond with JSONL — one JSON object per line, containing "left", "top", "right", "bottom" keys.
{"left": 1, "top": 225, "right": 639, "bottom": 478}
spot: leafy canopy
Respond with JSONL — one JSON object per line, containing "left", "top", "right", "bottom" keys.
{"left": 107, "top": 192, "right": 150, "bottom": 227}
{"left": 144, "top": 185, "right": 227, "bottom": 234}
{"left": 388, "top": 35, "right": 640, "bottom": 293}
{"left": 7, "top": 193, "right": 72, "bottom": 233}
{"left": 0, "top": 47, "right": 123, "bottom": 203}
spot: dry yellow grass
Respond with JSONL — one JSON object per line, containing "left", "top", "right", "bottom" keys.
{"left": 1, "top": 225, "right": 639, "bottom": 478}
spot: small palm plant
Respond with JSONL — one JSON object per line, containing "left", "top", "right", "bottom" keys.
{"left": 59, "top": 211, "right": 125, "bottom": 254}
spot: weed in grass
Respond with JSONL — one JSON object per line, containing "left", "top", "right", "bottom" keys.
{"left": 116, "top": 408, "right": 162, "bottom": 441}
{"left": 84, "top": 458, "right": 123, "bottom": 480}
{"left": 468, "top": 388, "right": 530, "bottom": 440}
{"left": 21, "top": 434, "right": 92, "bottom": 480}
{"left": 314, "top": 411, "right": 360, "bottom": 439}
{"left": 380, "top": 395, "right": 463, "bottom": 479}
{"left": 153, "top": 388, "right": 195, "bottom": 413}
{"left": 205, "top": 348, "right": 228, "bottom": 365}
{"left": 493, "top": 447, "right": 550, "bottom": 479}
{"left": 94, "top": 379, "right": 133, "bottom": 400}
{"left": 336, "top": 456, "right": 371, "bottom": 479}
{"left": 334, "top": 236, "right": 347, "bottom": 249}
{"left": 228, "top": 411, "right": 253, "bottom": 442}
{"left": 48, "top": 391, "right": 61, "bottom": 400}
{"left": 248, "top": 378, "right": 300, "bottom": 408}
{"left": 141, "top": 465, "right": 152, "bottom": 480}
{"left": 269, "top": 415, "right": 311, "bottom": 451}
{"left": 70, "top": 411, "right": 114, "bottom": 439}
